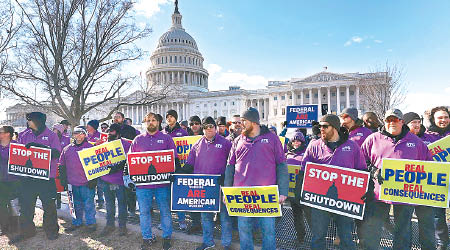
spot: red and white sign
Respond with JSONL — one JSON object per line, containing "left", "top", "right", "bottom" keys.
{"left": 300, "top": 162, "right": 370, "bottom": 220}
{"left": 126, "top": 149, "right": 175, "bottom": 185}
{"left": 8, "top": 143, "right": 52, "bottom": 180}
{"left": 99, "top": 132, "right": 109, "bottom": 144}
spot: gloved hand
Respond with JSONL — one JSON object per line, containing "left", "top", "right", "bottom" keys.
{"left": 87, "top": 179, "right": 98, "bottom": 189}
{"left": 168, "top": 174, "right": 176, "bottom": 183}
{"left": 123, "top": 175, "right": 136, "bottom": 191}
{"left": 58, "top": 165, "right": 68, "bottom": 189}
{"left": 108, "top": 161, "right": 126, "bottom": 174}
{"left": 361, "top": 178, "right": 375, "bottom": 202}
{"left": 25, "top": 142, "right": 47, "bottom": 149}
{"left": 218, "top": 174, "right": 225, "bottom": 186}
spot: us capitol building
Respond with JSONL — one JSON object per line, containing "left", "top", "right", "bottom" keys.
{"left": 4, "top": 2, "right": 384, "bottom": 129}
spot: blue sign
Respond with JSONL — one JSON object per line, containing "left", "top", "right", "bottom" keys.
{"left": 286, "top": 105, "right": 319, "bottom": 128}
{"left": 171, "top": 174, "right": 221, "bottom": 212}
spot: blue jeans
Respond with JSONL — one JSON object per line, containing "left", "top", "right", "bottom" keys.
{"left": 362, "top": 201, "right": 414, "bottom": 250}
{"left": 136, "top": 187, "right": 172, "bottom": 239}
{"left": 434, "top": 207, "right": 449, "bottom": 248}
{"left": 310, "top": 208, "right": 355, "bottom": 250}
{"left": 415, "top": 205, "right": 436, "bottom": 250}
{"left": 72, "top": 185, "right": 96, "bottom": 226}
{"left": 201, "top": 202, "right": 232, "bottom": 247}
{"left": 103, "top": 183, "right": 127, "bottom": 228}
{"left": 238, "top": 217, "right": 276, "bottom": 250}
{"left": 96, "top": 179, "right": 104, "bottom": 205}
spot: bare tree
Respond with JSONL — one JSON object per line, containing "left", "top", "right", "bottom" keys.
{"left": 0, "top": 0, "right": 170, "bottom": 125}
{"left": 359, "top": 62, "right": 408, "bottom": 119}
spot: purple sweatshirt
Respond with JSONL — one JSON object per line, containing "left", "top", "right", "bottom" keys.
{"left": 129, "top": 130, "right": 178, "bottom": 189}
{"left": 59, "top": 140, "right": 93, "bottom": 186}
{"left": 301, "top": 138, "right": 366, "bottom": 171}
{"left": 228, "top": 129, "right": 286, "bottom": 187}
{"left": 0, "top": 140, "right": 19, "bottom": 182}
{"left": 101, "top": 138, "right": 131, "bottom": 185}
{"left": 163, "top": 123, "right": 189, "bottom": 138}
{"left": 361, "top": 131, "right": 432, "bottom": 202}
{"left": 348, "top": 126, "right": 372, "bottom": 147}
{"left": 88, "top": 130, "right": 101, "bottom": 143}
{"left": 19, "top": 127, "right": 62, "bottom": 178}
{"left": 186, "top": 134, "right": 232, "bottom": 175}
{"left": 286, "top": 147, "right": 307, "bottom": 166}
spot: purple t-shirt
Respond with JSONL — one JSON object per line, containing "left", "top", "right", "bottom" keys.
{"left": 301, "top": 138, "right": 366, "bottom": 171}
{"left": 19, "top": 127, "right": 62, "bottom": 178}
{"left": 129, "top": 131, "right": 178, "bottom": 189}
{"left": 0, "top": 140, "right": 19, "bottom": 182}
{"left": 228, "top": 131, "right": 286, "bottom": 187}
{"left": 163, "top": 125, "right": 189, "bottom": 138}
{"left": 101, "top": 138, "right": 131, "bottom": 185}
{"left": 88, "top": 130, "right": 101, "bottom": 143}
{"left": 286, "top": 148, "right": 306, "bottom": 166}
{"left": 349, "top": 126, "right": 372, "bottom": 147}
{"left": 361, "top": 131, "right": 432, "bottom": 203}
{"left": 59, "top": 141, "right": 93, "bottom": 186}
{"left": 186, "top": 134, "right": 232, "bottom": 175}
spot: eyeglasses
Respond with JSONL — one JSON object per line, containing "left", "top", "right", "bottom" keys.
{"left": 190, "top": 122, "right": 200, "bottom": 126}
{"left": 232, "top": 121, "right": 241, "bottom": 124}
{"left": 101, "top": 126, "right": 108, "bottom": 129}
{"left": 318, "top": 124, "right": 329, "bottom": 129}
{"left": 203, "top": 124, "right": 215, "bottom": 129}
{"left": 385, "top": 117, "right": 400, "bottom": 123}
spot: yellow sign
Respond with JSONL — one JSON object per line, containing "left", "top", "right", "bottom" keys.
{"left": 78, "top": 139, "right": 126, "bottom": 180}
{"left": 428, "top": 135, "right": 450, "bottom": 162}
{"left": 172, "top": 136, "right": 202, "bottom": 167}
{"left": 222, "top": 185, "right": 282, "bottom": 217}
{"left": 379, "top": 158, "right": 450, "bottom": 208}
{"left": 279, "top": 136, "right": 286, "bottom": 148}
{"left": 288, "top": 164, "right": 302, "bottom": 198}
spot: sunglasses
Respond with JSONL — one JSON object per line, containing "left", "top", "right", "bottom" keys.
{"left": 101, "top": 126, "right": 108, "bottom": 129}
{"left": 203, "top": 124, "right": 215, "bottom": 129}
{"left": 385, "top": 117, "right": 400, "bottom": 123}
{"left": 190, "top": 122, "right": 200, "bottom": 126}
{"left": 232, "top": 121, "right": 241, "bottom": 124}
{"left": 318, "top": 124, "right": 329, "bottom": 129}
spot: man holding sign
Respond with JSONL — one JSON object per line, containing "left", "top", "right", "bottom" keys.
{"left": 129, "top": 112, "right": 180, "bottom": 250}
{"left": 58, "top": 126, "right": 97, "bottom": 233}
{"left": 301, "top": 114, "right": 366, "bottom": 250}
{"left": 361, "top": 109, "right": 433, "bottom": 250}
{"left": 181, "top": 117, "right": 232, "bottom": 250}
{"left": 11, "top": 112, "right": 62, "bottom": 243}
{"left": 224, "top": 107, "right": 288, "bottom": 250}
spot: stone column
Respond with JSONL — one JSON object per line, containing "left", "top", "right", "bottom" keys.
{"left": 318, "top": 88, "right": 322, "bottom": 115}
{"left": 346, "top": 85, "right": 350, "bottom": 108}
{"left": 327, "top": 87, "right": 331, "bottom": 113}
{"left": 309, "top": 89, "right": 313, "bottom": 104}
{"left": 300, "top": 89, "right": 304, "bottom": 104}
{"left": 336, "top": 86, "right": 341, "bottom": 114}
{"left": 292, "top": 90, "right": 296, "bottom": 105}
{"left": 356, "top": 85, "right": 360, "bottom": 110}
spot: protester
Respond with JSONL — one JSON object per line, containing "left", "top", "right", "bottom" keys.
{"left": 86, "top": 120, "right": 101, "bottom": 143}
{"left": 269, "top": 125, "right": 277, "bottom": 135}
{"left": 59, "top": 126, "right": 97, "bottom": 233}
{"left": 425, "top": 106, "right": 450, "bottom": 250}
{"left": 360, "top": 109, "right": 432, "bottom": 250}
{"left": 60, "top": 120, "right": 71, "bottom": 137}
{"left": 340, "top": 108, "right": 372, "bottom": 146}
{"left": 226, "top": 115, "right": 242, "bottom": 142}
{"left": 52, "top": 123, "right": 71, "bottom": 209}
{"left": 189, "top": 116, "right": 203, "bottom": 136}
{"left": 99, "top": 124, "right": 131, "bottom": 237}
{"left": 100, "top": 123, "right": 109, "bottom": 133}
{"left": 163, "top": 110, "right": 189, "bottom": 138}
{"left": 225, "top": 107, "right": 288, "bottom": 250}
{"left": 11, "top": 112, "right": 62, "bottom": 243}
{"left": 216, "top": 116, "right": 229, "bottom": 137}
{"left": 362, "top": 112, "right": 382, "bottom": 133}
{"left": 180, "top": 120, "right": 189, "bottom": 132}
{"left": 286, "top": 129, "right": 310, "bottom": 243}
{"left": 125, "top": 118, "right": 141, "bottom": 136}
{"left": 402, "top": 112, "right": 437, "bottom": 250}
{"left": 129, "top": 112, "right": 180, "bottom": 250}
{"left": 0, "top": 126, "right": 20, "bottom": 235}
{"left": 181, "top": 117, "right": 233, "bottom": 250}
{"left": 302, "top": 114, "right": 365, "bottom": 250}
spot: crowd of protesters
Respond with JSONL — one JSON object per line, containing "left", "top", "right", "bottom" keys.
{"left": 0, "top": 105, "right": 448, "bottom": 250}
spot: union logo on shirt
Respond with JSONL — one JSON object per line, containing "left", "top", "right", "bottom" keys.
{"left": 41, "top": 136, "right": 49, "bottom": 141}
{"left": 406, "top": 143, "right": 416, "bottom": 148}
{"left": 176, "top": 133, "right": 182, "bottom": 136}
{"left": 356, "top": 133, "right": 363, "bottom": 136}
{"left": 215, "top": 144, "right": 223, "bottom": 148}
{"left": 157, "top": 140, "right": 164, "bottom": 144}
{"left": 261, "top": 139, "right": 269, "bottom": 143}
{"left": 342, "top": 146, "right": 351, "bottom": 152}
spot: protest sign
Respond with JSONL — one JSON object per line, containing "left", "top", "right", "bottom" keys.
{"left": 173, "top": 136, "right": 202, "bottom": 166}
{"left": 171, "top": 174, "right": 221, "bottom": 212}
{"left": 67, "top": 184, "right": 76, "bottom": 219}
{"left": 8, "top": 143, "right": 51, "bottom": 180}
{"left": 428, "top": 135, "right": 450, "bottom": 162}
{"left": 126, "top": 149, "right": 175, "bottom": 185}
{"left": 286, "top": 105, "right": 318, "bottom": 128}
{"left": 300, "top": 162, "right": 369, "bottom": 220}
{"left": 279, "top": 136, "right": 286, "bottom": 148}
{"left": 222, "top": 185, "right": 282, "bottom": 217}
{"left": 288, "top": 164, "right": 302, "bottom": 198}
{"left": 379, "top": 158, "right": 450, "bottom": 208}
{"left": 78, "top": 139, "right": 126, "bottom": 181}
{"left": 99, "top": 132, "right": 109, "bottom": 144}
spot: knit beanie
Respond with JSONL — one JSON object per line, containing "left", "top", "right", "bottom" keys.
{"left": 319, "top": 114, "right": 340, "bottom": 131}
{"left": 241, "top": 107, "right": 260, "bottom": 124}
{"left": 87, "top": 120, "right": 99, "bottom": 130}
{"left": 166, "top": 109, "right": 178, "bottom": 121}
{"left": 403, "top": 112, "right": 421, "bottom": 125}
{"left": 341, "top": 108, "right": 358, "bottom": 121}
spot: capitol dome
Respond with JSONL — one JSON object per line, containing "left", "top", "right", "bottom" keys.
{"left": 146, "top": 1, "right": 209, "bottom": 93}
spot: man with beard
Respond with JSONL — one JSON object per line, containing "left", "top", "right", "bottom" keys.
{"left": 58, "top": 126, "right": 97, "bottom": 233}
{"left": 129, "top": 112, "right": 180, "bottom": 250}
{"left": 226, "top": 115, "right": 242, "bottom": 142}
{"left": 98, "top": 124, "right": 131, "bottom": 237}
{"left": 360, "top": 109, "right": 432, "bottom": 250}
{"left": 163, "top": 110, "right": 188, "bottom": 137}
{"left": 189, "top": 116, "right": 203, "bottom": 136}
{"left": 340, "top": 108, "right": 372, "bottom": 146}
{"left": 301, "top": 115, "right": 365, "bottom": 250}
{"left": 425, "top": 106, "right": 450, "bottom": 250}
{"left": 224, "top": 107, "right": 288, "bottom": 250}
{"left": 113, "top": 111, "right": 137, "bottom": 215}
{"left": 10, "top": 112, "right": 62, "bottom": 243}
